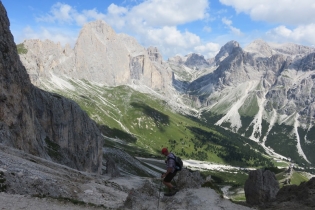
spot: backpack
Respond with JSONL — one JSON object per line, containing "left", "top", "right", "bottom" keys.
{"left": 168, "top": 153, "right": 183, "bottom": 171}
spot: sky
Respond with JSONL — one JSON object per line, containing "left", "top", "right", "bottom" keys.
{"left": 2, "top": 0, "right": 315, "bottom": 60}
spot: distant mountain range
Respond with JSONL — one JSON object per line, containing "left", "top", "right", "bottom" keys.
{"left": 18, "top": 20, "right": 315, "bottom": 166}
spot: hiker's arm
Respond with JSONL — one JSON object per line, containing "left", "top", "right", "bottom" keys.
{"left": 162, "top": 167, "right": 173, "bottom": 178}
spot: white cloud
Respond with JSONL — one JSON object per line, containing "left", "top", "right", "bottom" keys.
{"left": 27, "top": 0, "right": 217, "bottom": 59}
{"left": 147, "top": 27, "right": 200, "bottom": 47}
{"left": 194, "top": 42, "right": 221, "bottom": 58}
{"left": 36, "top": 3, "right": 106, "bottom": 26}
{"left": 222, "top": 17, "right": 232, "bottom": 25}
{"left": 203, "top": 26, "right": 212, "bottom": 33}
{"left": 266, "top": 24, "right": 315, "bottom": 45}
{"left": 141, "top": 26, "right": 203, "bottom": 58}
{"left": 107, "top": 4, "right": 128, "bottom": 16}
{"left": 126, "top": 0, "right": 209, "bottom": 27}
{"left": 36, "top": 3, "right": 74, "bottom": 24}
{"left": 219, "top": 0, "right": 315, "bottom": 47}
{"left": 219, "top": 0, "right": 315, "bottom": 25}
{"left": 222, "top": 17, "right": 242, "bottom": 36}
{"left": 81, "top": 9, "right": 106, "bottom": 23}
{"left": 37, "top": 1, "right": 209, "bottom": 28}
{"left": 104, "top": 0, "right": 209, "bottom": 30}
{"left": 21, "top": 26, "right": 77, "bottom": 46}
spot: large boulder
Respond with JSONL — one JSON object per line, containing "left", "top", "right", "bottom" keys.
{"left": 269, "top": 177, "right": 315, "bottom": 209}
{"left": 244, "top": 169, "right": 279, "bottom": 205}
{"left": 176, "top": 168, "right": 205, "bottom": 189}
{"left": 124, "top": 180, "right": 159, "bottom": 209}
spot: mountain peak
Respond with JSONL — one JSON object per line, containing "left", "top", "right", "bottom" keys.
{"left": 80, "top": 19, "right": 116, "bottom": 40}
{"left": 244, "top": 39, "right": 273, "bottom": 57}
{"left": 184, "top": 53, "right": 209, "bottom": 68}
{"left": 269, "top": 42, "right": 315, "bottom": 57}
{"left": 147, "top": 46, "right": 163, "bottom": 63}
{"left": 215, "top": 40, "right": 241, "bottom": 64}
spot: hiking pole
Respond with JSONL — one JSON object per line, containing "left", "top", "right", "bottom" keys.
{"left": 173, "top": 178, "right": 177, "bottom": 187}
{"left": 157, "top": 178, "right": 162, "bottom": 210}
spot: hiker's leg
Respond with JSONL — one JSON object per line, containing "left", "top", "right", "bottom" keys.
{"left": 163, "top": 172, "right": 177, "bottom": 191}
{"left": 163, "top": 180, "right": 173, "bottom": 190}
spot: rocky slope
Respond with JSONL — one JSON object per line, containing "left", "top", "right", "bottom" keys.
{"left": 0, "top": 143, "right": 254, "bottom": 210}
{"left": 266, "top": 177, "right": 315, "bottom": 209}
{"left": 0, "top": 2, "right": 102, "bottom": 173}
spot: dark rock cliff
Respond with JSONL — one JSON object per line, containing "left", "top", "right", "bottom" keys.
{"left": 0, "top": 2, "right": 102, "bottom": 173}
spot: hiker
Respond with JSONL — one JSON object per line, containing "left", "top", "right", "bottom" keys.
{"left": 161, "top": 147, "right": 178, "bottom": 194}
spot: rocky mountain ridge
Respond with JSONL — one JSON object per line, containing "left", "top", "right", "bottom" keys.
{"left": 19, "top": 20, "right": 173, "bottom": 95}
{"left": 170, "top": 39, "right": 315, "bottom": 165}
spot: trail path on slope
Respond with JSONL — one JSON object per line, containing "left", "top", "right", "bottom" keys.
{"left": 0, "top": 144, "right": 255, "bottom": 210}
{"left": 0, "top": 192, "right": 105, "bottom": 210}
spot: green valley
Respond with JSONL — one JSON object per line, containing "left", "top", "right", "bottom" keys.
{"left": 41, "top": 78, "right": 274, "bottom": 168}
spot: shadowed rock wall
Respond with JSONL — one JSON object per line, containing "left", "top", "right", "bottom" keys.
{"left": 0, "top": 2, "right": 102, "bottom": 173}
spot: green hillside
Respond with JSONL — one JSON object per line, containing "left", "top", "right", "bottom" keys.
{"left": 41, "top": 78, "right": 274, "bottom": 168}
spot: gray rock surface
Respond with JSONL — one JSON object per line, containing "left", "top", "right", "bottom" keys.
{"left": 147, "top": 46, "right": 163, "bottom": 64}
{"left": 265, "top": 177, "right": 315, "bottom": 209}
{"left": 176, "top": 168, "right": 205, "bottom": 189}
{"left": 184, "top": 53, "right": 209, "bottom": 68}
{"left": 244, "top": 169, "right": 279, "bottom": 205}
{"left": 0, "top": 193, "right": 106, "bottom": 210}
{"left": 0, "top": 143, "right": 254, "bottom": 210}
{"left": 0, "top": 144, "right": 134, "bottom": 209}
{"left": 105, "top": 156, "right": 120, "bottom": 178}
{"left": 215, "top": 40, "right": 240, "bottom": 64}
{"left": 123, "top": 180, "right": 254, "bottom": 210}
{"left": 103, "top": 147, "right": 159, "bottom": 177}
{"left": 0, "top": 2, "right": 102, "bottom": 173}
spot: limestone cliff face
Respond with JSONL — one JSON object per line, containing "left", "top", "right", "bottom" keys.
{"left": 0, "top": 2, "right": 102, "bottom": 173}
{"left": 19, "top": 20, "right": 172, "bottom": 92}
{"left": 20, "top": 39, "right": 75, "bottom": 86}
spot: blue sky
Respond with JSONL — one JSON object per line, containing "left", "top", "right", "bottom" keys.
{"left": 2, "top": 0, "right": 315, "bottom": 59}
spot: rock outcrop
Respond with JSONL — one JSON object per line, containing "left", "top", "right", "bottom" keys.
{"left": 266, "top": 177, "right": 315, "bottom": 209}
{"left": 0, "top": 2, "right": 102, "bottom": 173}
{"left": 147, "top": 46, "right": 163, "bottom": 64}
{"left": 244, "top": 169, "right": 279, "bottom": 205}
{"left": 176, "top": 168, "right": 204, "bottom": 189}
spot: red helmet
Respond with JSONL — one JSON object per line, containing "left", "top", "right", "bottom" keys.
{"left": 161, "top": 148, "right": 168, "bottom": 154}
